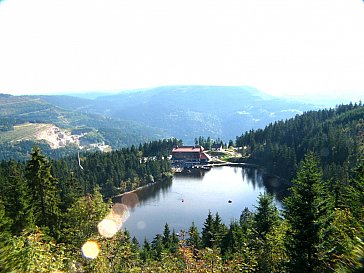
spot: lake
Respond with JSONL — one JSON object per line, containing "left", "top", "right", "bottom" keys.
{"left": 114, "top": 166, "right": 284, "bottom": 243}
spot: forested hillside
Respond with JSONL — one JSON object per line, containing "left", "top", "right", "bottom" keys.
{"left": 1, "top": 86, "right": 316, "bottom": 160}
{"left": 0, "top": 94, "right": 166, "bottom": 160}
{"left": 237, "top": 103, "right": 364, "bottom": 181}
{"left": 0, "top": 105, "right": 363, "bottom": 272}
{"left": 39, "top": 85, "right": 316, "bottom": 143}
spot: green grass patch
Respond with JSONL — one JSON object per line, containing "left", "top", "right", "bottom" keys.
{"left": 0, "top": 123, "right": 51, "bottom": 144}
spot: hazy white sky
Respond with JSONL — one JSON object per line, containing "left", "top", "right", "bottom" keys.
{"left": 0, "top": 0, "right": 363, "bottom": 100}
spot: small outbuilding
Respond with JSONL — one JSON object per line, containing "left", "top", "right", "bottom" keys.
{"left": 211, "top": 143, "right": 223, "bottom": 151}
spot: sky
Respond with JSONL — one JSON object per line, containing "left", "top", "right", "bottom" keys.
{"left": 0, "top": 0, "right": 363, "bottom": 102}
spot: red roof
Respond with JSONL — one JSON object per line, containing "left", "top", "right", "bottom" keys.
{"left": 172, "top": 146, "right": 202, "bottom": 153}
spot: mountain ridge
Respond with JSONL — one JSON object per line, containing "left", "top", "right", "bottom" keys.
{"left": 2, "top": 86, "right": 319, "bottom": 143}
{"left": 68, "top": 85, "right": 316, "bottom": 142}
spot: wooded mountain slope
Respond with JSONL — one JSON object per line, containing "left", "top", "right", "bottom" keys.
{"left": 0, "top": 94, "right": 165, "bottom": 160}
{"left": 39, "top": 85, "right": 316, "bottom": 143}
{"left": 237, "top": 103, "right": 364, "bottom": 181}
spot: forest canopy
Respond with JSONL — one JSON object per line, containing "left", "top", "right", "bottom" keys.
{"left": 0, "top": 104, "right": 363, "bottom": 272}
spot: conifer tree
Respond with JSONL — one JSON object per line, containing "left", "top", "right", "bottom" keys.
{"left": 187, "top": 221, "right": 202, "bottom": 249}
{"left": 213, "top": 212, "right": 227, "bottom": 248}
{"left": 284, "top": 153, "right": 333, "bottom": 273}
{"left": 162, "top": 223, "right": 171, "bottom": 249}
{"left": 240, "top": 207, "right": 254, "bottom": 235}
{"left": 345, "top": 159, "right": 364, "bottom": 217}
{"left": 131, "top": 236, "right": 140, "bottom": 252}
{"left": 253, "top": 193, "right": 281, "bottom": 273}
{"left": 62, "top": 185, "right": 109, "bottom": 247}
{"left": 222, "top": 221, "right": 244, "bottom": 257}
{"left": 202, "top": 210, "right": 215, "bottom": 248}
{"left": 140, "top": 238, "right": 152, "bottom": 262}
{"left": 0, "top": 200, "right": 12, "bottom": 237}
{"left": 170, "top": 229, "right": 179, "bottom": 253}
{"left": 0, "top": 161, "right": 33, "bottom": 233}
{"left": 151, "top": 234, "right": 164, "bottom": 260}
{"left": 26, "top": 146, "right": 61, "bottom": 235}
{"left": 254, "top": 193, "right": 280, "bottom": 239}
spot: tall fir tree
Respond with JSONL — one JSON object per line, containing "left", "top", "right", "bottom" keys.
{"left": 187, "top": 221, "right": 202, "bottom": 249}
{"left": 254, "top": 193, "right": 280, "bottom": 239}
{"left": 284, "top": 153, "right": 333, "bottom": 273}
{"left": 254, "top": 193, "right": 281, "bottom": 273}
{"left": 0, "top": 161, "right": 33, "bottom": 234}
{"left": 26, "top": 146, "right": 61, "bottom": 236}
{"left": 162, "top": 223, "right": 171, "bottom": 250}
{"left": 202, "top": 210, "right": 215, "bottom": 248}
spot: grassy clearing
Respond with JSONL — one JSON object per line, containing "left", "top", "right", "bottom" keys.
{"left": 0, "top": 123, "right": 52, "bottom": 144}
{"left": 207, "top": 149, "right": 242, "bottom": 162}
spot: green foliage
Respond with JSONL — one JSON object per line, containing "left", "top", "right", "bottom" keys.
{"left": 140, "top": 138, "right": 182, "bottom": 157}
{"left": 0, "top": 94, "right": 169, "bottom": 161}
{"left": 84, "top": 233, "right": 141, "bottom": 273}
{"left": 0, "top": 161, "right": 33, "bottom": 234}
{"left": 26, "top": 146, "right": 61, "bottom": 236}
{"left": 52, "top": 147, "right": 171, "bottom": 197}
{"left": 187, "top": 222, "right": 202, "bottom": 249}
{"left": 284, "top": 153, "right": 334, "bottom": 272}
{"left": 61, "top": 186, "right": 110, "bottom": 248}
{"left": 0, "top": 200, "right": 12, "bottom": 237}
{"left": 0, "top": 229, "right": 67, "bottom": 273}
{"left": 237, "top": 104, "right": 364, "bottom": 181}
{"left": 201, "top": 210, "right": 215, "bottom": 248}
{"left": 254, "top": 192, "right": 280, "bottom": 239}
{"left": 0, "top": 100, "right": 363, "bottom": 272}
{"left": 222, "top": 221, "right": 245, "bottom": 257}
{"left": 195, "top": 136, "right": 224, "bottom": 150}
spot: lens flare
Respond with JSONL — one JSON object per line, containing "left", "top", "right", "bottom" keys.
{"left": 137, "top": 220, "right": 146, "bottom": 230}
{"left": 121, "top": 192, "right": 139, "bottom": 208}
{"left": 97, "top": 219, "right": 118, "bottom": 238}
{"left": 97, "top": 203, "right": 130, "bottom": 238}
{"left": 81, "top": 241, "right": 100, "bottom": 259}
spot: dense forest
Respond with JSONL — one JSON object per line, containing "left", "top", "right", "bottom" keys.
{"left": 0, "top": 94, "right": 167, "bottom": 161}
{"left": 0, "top": 105, "right": 363, "bottom": 272}
{"left": 237, "top": 103, "right": 364, "bottom": 181}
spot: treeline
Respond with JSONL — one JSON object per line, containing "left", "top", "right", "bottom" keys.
{"left": 51, "top": 142, "right": 176, "bottom": 199}
{"left": 236, "top": 103, "right": 364, "bottom": 181}
{"left": 0, "top": 138, "right": 179, "bottom": 200}
{"left": 0, "top": 140, "right": 173, "bottom": 237}
{"left": 139, "top": 138, "right": 182, "bottom": 157}
{"left": 0, "top": 140, "right": 81, "bottom": 161}
{"left": 195, "top": 136, "right": 234, "bottom": 149}
{"left": 1, "top": 152, "right": 362, "bottom": 272}
{"left": 0, "top": 117, "right": 25, "bottom": 132}
{"left": 138, "top": 154, "right": 363, "bottom": 272}
{"left": 1, "top": 102, "right": 363, "bottom": 272}
{"left": 0, "top": 140, "right": 175, "bottom": 271}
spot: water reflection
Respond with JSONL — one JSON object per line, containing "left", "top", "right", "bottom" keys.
{"left": 118, "top": 166, "right": 288, "bottom": 242}
{"left": 242, "top": 168, "right": 264, "bottom": 190}
{"left": 113, "top": 177, "right": 173, "bottom": 211}
{"left": 262, "top": 175, "right": 291, "bottom": 201}
{"left": 240, "top": 167, "right": 290, "bottom": 201}
{"left": 174, "top": 168, "right": 208, "bottom": 179}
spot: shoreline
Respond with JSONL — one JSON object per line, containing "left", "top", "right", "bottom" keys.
{"left": 112, "top": 173, "right": 172, "bottom": 200}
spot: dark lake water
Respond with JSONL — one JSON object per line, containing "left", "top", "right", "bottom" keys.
{"left": 114, "top": 166, "right": 284, "bottom": 243}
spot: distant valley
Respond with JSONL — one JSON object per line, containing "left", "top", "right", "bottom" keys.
{"left": 40, "top": 86, "right": 317, "bottom": 142}
{"left": 1, "top": 86, "right": 318, "bottom": 160}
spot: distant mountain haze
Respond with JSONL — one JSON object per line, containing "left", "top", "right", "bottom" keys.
{"left": 0, "top": 93, "right": 165, "bottom": 160}
{"left": 37, "top": 86, "right": 317, "bottom": 143}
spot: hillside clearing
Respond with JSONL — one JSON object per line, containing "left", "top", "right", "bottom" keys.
{"left": 0, "top": 123, "right": 80, "bottom": 149}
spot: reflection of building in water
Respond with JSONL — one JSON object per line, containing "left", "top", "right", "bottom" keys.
{"left": 171, "top": 146, "right": 210, "bottom": 167}
{"left": 174, "top": 168, "right": 207, "bottom": 178}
